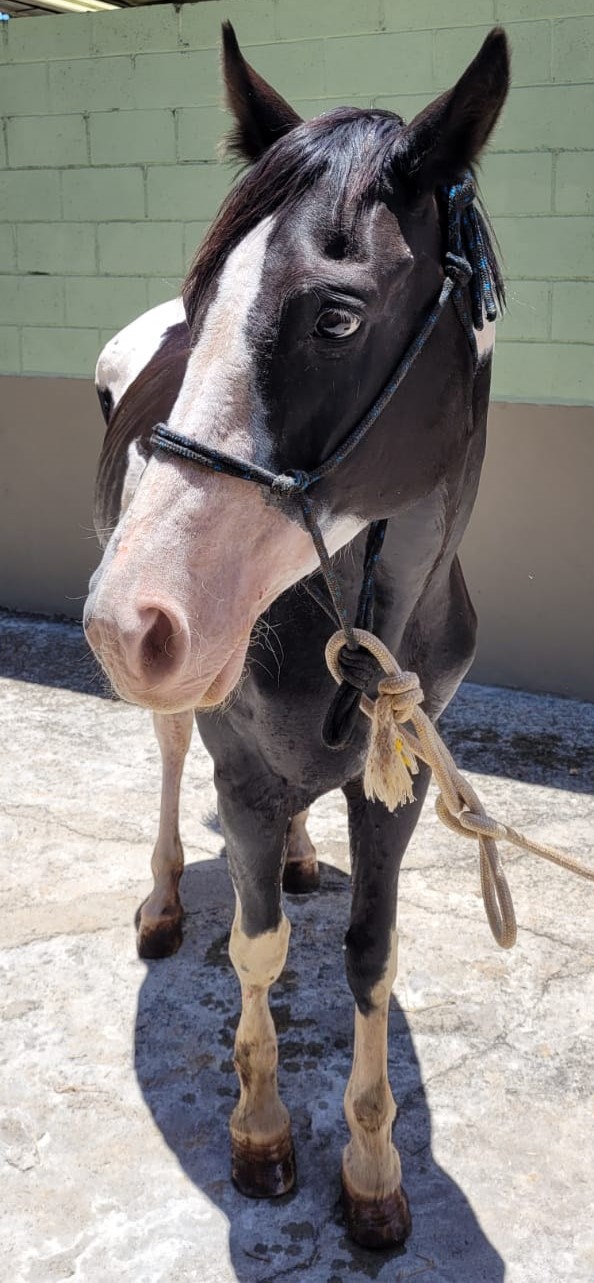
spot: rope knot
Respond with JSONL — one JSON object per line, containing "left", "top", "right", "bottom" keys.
{"left": 444, "top": 251, "right": 472, "bottom": 288}
{"left": 364, "top": 671, "right": 423, "bottom": 809}
{"left": 448, "top": 175, "right": 476, "bottom": 211}
{"left": 377, "top": 670, "right": 423, "bottom": 725}
{"left": 325, "top": 628, "right": 424, "bottom": 810}
{"left": 270, "top": 469, "right": 309, "bottom": 498}
{"left": 434, "top": 797, "right": 507, "bottom": 845}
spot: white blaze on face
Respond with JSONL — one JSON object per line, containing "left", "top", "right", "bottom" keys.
{"left": 166, "top": 216, "right": 274, "bottom": 458}
{"left": 96, "top": 297, "right": 186, "bottom": 412}
{"left": 166, "top": 214, "right": 365, "bottom": 553}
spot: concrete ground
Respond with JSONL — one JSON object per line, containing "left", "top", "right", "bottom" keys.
{"left": 1, "top": 613, "right": 593, "bottom": 1283}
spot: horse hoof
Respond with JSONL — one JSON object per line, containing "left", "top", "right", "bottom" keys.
{"left": 282, "top": 858, "right": 320, "bottom": 895}
{"left": 231, "top": 1129, "right": 296, "bottom": 1198}
{"left": 136, "top": 911, "right": 183, "bottom": 959}
{"left": 341, "top": 1174, "right": 412, "bottom": 1249}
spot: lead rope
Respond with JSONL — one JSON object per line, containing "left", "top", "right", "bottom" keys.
{"left": 325, "top": 629, "right": 594, "bottom": 949}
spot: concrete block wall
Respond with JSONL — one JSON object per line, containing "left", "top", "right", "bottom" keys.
{"left": 0, "top": 0, "right": 593, "bottom": 402}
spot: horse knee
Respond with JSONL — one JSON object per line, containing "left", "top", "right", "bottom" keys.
{"left": 229, "top": 909, "right": 290, "bottom": 987}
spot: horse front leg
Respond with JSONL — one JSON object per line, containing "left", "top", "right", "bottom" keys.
{"left": 341, "top": 766, "right": 431, "bottom": 1249}
{"left": 217, "top": 780, "right": 295, "bottom": 1198}
{"left": 136, "top": 709, "right": 193, "bottom": 959}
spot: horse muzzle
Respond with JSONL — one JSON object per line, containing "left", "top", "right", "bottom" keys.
{"left": 84, "top": 594, "right": 248, "bottom": 712}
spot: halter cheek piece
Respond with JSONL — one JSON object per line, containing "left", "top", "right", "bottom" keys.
{"left": 150, "top": 175, "right": 499, "bottom": 748}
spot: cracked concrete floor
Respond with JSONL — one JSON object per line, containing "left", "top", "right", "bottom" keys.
{"left": 1, "top": 614, "right": 593, "bottom": 1283}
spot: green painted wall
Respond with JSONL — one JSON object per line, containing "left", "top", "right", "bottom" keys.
{"left": 0, "top": 0, "right": 593, "bottom": 402}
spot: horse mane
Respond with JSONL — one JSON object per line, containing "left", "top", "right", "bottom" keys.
{"left": 94, "top": 321, "right": 189, "bottom": 541}
{"left": 475, "top": 194, "right": 506, "bottom": 312}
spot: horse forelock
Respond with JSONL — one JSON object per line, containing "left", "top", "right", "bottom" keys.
{"left": 182, "top": 108, "right": 409, "bottom": 328}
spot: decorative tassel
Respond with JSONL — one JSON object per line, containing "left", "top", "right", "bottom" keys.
{"left": 363, "top": 694, "right": 419, "bottom": 810}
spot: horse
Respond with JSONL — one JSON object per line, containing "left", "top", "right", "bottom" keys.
{"left": 84, "top": 22, "right": 510, "bottom": 1248}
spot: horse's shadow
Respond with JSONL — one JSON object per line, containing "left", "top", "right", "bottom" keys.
{"left": 134, "top": 858, "right": 504, "bottom": 1283}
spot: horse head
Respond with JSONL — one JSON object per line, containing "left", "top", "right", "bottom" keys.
{"left": 84, "top": 24, "right": 509, "bottom": 713}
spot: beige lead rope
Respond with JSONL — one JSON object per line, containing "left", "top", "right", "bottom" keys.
{"left": 326, "top": 628, "right": 594, "bottom": 949}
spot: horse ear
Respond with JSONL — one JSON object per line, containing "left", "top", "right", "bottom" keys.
{"left": 222, "top": 22, "right": 302, "bottom": 164}
{"left": 400, "top": 28, "right": 510, "bottom": 190}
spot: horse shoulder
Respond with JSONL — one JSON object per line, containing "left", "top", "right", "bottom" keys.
{"left": 95, "top": 297, "right": 186, "bottom": 423}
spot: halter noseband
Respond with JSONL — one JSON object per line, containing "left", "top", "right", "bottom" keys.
{"left": 150, "top": 175, "right": 499, "bottom": 746}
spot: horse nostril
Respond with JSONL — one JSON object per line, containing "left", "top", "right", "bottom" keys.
{"left": 139, "top": 606, "right": 186, "bottom": 676}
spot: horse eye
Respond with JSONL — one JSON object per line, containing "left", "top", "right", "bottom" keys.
{"left": 315, "top": 309, "right": 361, "bottom": 340}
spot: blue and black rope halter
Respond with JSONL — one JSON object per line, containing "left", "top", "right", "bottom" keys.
{"left": 150, "top": 174, "right": 501, "bottom": 747}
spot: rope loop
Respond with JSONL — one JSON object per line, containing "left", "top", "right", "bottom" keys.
{"left": 326, "top": 627, "right": 411, "bottom": 686}
{"left": 321, "top": 643, "right": 379, "bottom": 751}
{"left": 336, "top": 644, "right": 379, "bottom": 691}
{"left": 434, "top": 801, "right": 508, "bottom": 845}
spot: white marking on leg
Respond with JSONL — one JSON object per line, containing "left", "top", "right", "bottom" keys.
{"left": 138, "top": 709, "right": 193, "bottom": 941}
{"left": 343, "top": 930, "right": 403, "bottom": 1200}
{"left": 229, "top": 900, "right": 291, "bottom": 1146}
